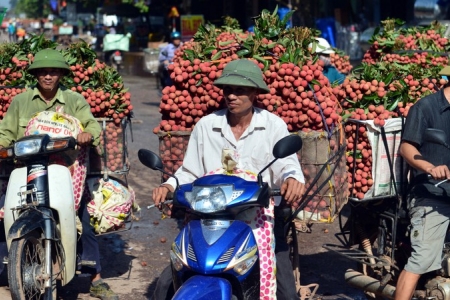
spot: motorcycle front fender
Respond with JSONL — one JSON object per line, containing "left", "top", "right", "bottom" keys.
{"left": 7, "top": 208, "right": 49, "bottom": 242}
{"left": 173, "top": 275, "right": 232, "bottom": 300}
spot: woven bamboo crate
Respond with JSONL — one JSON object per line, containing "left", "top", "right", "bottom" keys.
{"left": 293, "top": 127, "right": 349, "bottom": 223}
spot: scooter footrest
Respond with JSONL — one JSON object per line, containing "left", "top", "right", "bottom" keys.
{"left": 322, "top": 243, "right": 392, "bottom": 268}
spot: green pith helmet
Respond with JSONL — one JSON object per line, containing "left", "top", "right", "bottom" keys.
{"left": 440, "top": 65, "right": 450, "bottom": 76}
{"left": 214, "top": 59, "right": 270, "bottom": 93}
{"left": 28, "top": 48, "right": 70, "bottom": 74}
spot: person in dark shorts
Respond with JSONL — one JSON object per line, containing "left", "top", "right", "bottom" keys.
{"left": 395, "top": 65, "right": 450, "bottom": 300}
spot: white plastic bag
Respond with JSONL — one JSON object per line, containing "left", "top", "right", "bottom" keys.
{"left": 86, "top": 177, "right": 140, "bottom": 234}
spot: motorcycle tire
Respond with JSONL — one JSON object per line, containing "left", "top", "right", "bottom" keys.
{"left": 8, "top": 230, "right": 57, "bottom": 300}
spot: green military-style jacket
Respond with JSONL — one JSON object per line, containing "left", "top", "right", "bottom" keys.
{"left": 0, "top": 85, "right": 101, "bottom": 147}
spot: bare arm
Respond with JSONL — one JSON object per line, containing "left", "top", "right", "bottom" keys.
{"left": 399, "top": 141, "right": 450, "bottom": 180}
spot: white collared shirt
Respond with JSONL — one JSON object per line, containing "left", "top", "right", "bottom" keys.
{"left": 165, "top": 108, "right": 305, "bottom": 205}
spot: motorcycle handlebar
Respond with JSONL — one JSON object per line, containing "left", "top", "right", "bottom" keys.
{"left": 270, "top": 189, "right": 281, "bottom": 196}
{"left": 146, "top": 191, "right": 174, "bottom": 210}
{"left": 428, "top": 174, "right": 450, "bottom": 187}
{"left": 147, "top": 190, "right": 282, "bottom": 210}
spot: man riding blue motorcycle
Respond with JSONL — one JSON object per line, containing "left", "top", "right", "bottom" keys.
{"left": 152, "top": 59, "right": 306, "bottom": 299}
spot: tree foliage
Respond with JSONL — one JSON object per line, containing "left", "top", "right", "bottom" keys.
{"left": 12, "top": 0, "right": 150, "bottom": 18}
{"left": 14, "top": 0, "right": 49, "bottom": 19}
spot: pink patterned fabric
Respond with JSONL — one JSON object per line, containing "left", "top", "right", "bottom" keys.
{"left": 205, "top": 168, "right": 277, "bottom": 299}
{"left": 46, "top": 149, "right": 88, "bottom": 211}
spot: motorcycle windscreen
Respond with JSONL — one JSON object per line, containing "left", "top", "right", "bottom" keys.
{"left": 173, "top": 275, "right": 232, "bottom": 300}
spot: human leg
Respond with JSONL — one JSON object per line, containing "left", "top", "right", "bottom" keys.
{"left": 395, "top": 197, "right": 450, "bottom": 299}
{"left": 78, "top": 198, "right": 118, "bottom": 300}
{"left": 394, "top": 270, "right": 419, "bottom": 300}
{"left": 274, "top": 208, "right": 298, "bottom": 300}
{"left": 0, "top": 221, "right": 7, "bottom": 275}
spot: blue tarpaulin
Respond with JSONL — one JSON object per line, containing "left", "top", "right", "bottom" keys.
{"left": 277, "top": 7, "right": 292, "bottom": 28}
{"left": 316, "top": 18, "right": 336, "bottom": 47}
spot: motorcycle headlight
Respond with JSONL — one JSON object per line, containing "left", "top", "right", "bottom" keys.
{"left": 170, "top": 250, "right": 184, "bottom": 271}
{"left": 184, "top": 186, "right": 233, "bottom": 213}
{"left": 14, "top": 138, "right": 43, "bottom": 157}
{"left": 233, "top": 255, "right": 258, "bottom": 275}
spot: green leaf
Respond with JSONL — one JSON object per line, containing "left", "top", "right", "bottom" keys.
{"left": 281, "top": 11, "right": 294, "bottom": 26}
{"left": 203, "top": 46, "right": 216, "bottom": 55}
{"left": 267, "top": 28, "right": 280, "bottom": 38}
{"left": 383, "top": 72, "right": 394, "bottom": 85}
{"left": 236, "top": 49, "right": 250, "bottom": 57}
{"left": 219, "top": 40, "right": 234, "bottom": 47}
{"left": 184, "top": 49, "right": 195, "bottom": 61}
{"left": 387, "top": 98, "right": 399, "bottom": 111}
{"left": 310, "top": 79, "right": 321, "bottom": 86}
{"left": 271, "top": 5, "right": 279, "bottom": 17}
{"left": 211, "top": 50, "right": 223, "bottom": 60}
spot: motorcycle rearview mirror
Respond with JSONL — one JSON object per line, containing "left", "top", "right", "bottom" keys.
{"left": 138, "top": 149, "right": 180, "bottom": 187}
{"left": 423, "top": 128, "right": 450, "bottom": 150}
{"left": 257, "top": 135, "right": 303, "bottom": 186}
{"left": 273, "top": 134, "right": 303, "bottom": 159}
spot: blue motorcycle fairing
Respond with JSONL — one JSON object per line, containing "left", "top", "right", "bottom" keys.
{"left": 175, "top": 174, "right": 269, "bottom": 210}
{"left": 174, "top": 219, "right": 258, "bottom": 281}
{"left": 172, "top": 275, "right": 232, "bottom": 300}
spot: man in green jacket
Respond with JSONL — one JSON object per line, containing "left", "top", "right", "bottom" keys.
{"left": 0, "top": 49, "right": 118, "bottom": 300}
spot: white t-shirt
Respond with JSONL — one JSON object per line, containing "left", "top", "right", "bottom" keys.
{"left": 165, "top": 108, "right": 305, "bottom": 205}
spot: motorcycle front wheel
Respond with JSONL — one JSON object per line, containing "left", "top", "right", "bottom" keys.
{"left": 8, "top": 230, "right": 57, "bottom": 300}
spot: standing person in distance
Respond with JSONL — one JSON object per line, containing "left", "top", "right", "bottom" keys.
{"left": 310, "top": 37, "right": 346, "bottom": 85}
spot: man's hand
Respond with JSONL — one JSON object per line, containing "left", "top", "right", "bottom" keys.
{"left": 77, "top": 132, "right": 93, "bottom": 146}
{"left": 281, "top": 178, "right": 305, "bottom": 209}
{"left": 152, "top": 184, "right": 174, "bottom": 209}
{"left": 426, "top": 165, "right": 450, "bottom": 180}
